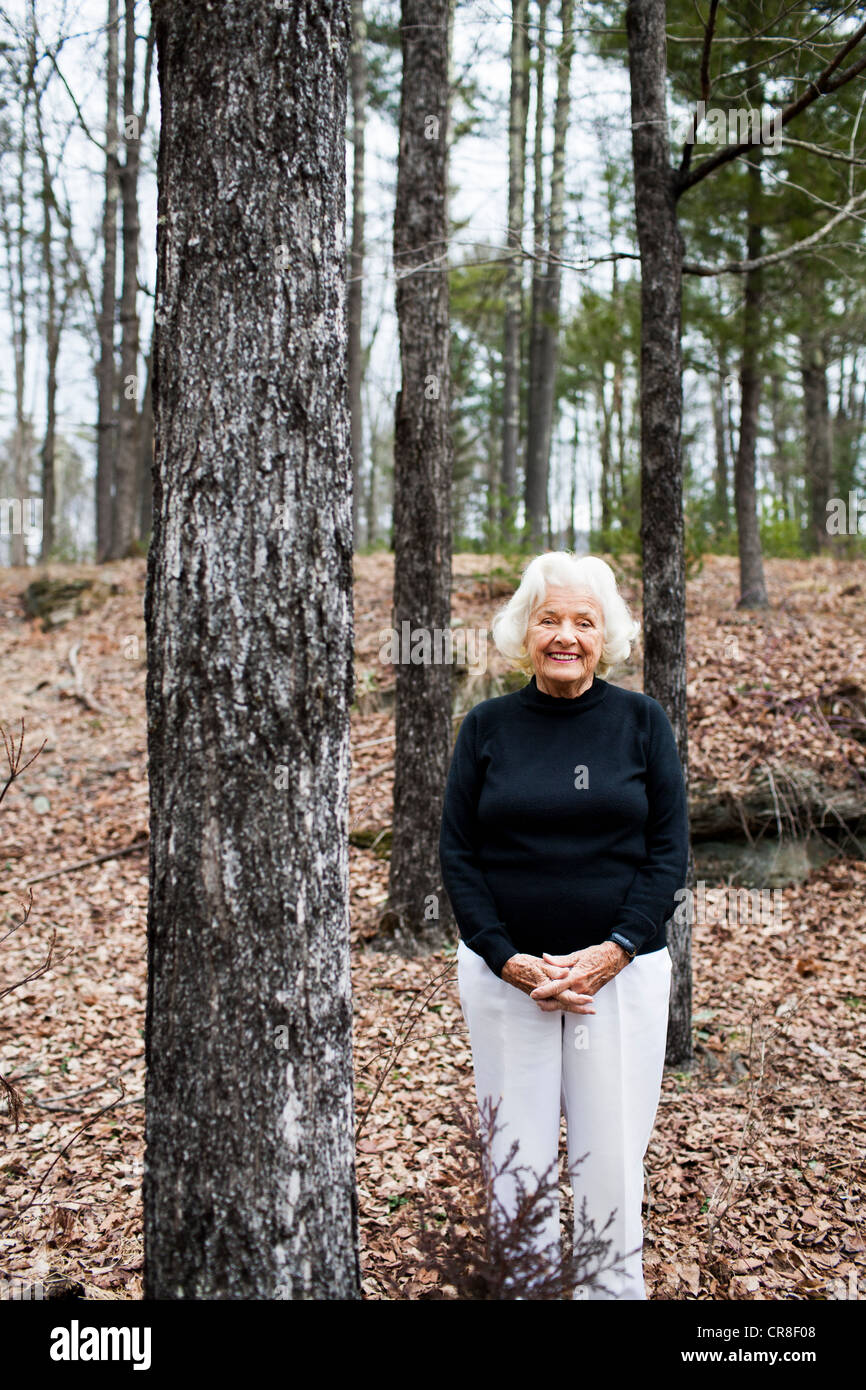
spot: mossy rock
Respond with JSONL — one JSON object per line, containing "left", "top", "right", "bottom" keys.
{"left": 21, "top": 577, "right": 116, "bottom": 629}
{"left": 349, "top": 827, "right": 392, "bottom": 858}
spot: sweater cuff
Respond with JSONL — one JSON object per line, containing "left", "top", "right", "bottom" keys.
{"left": 464, "top": 927, "right": 517, "bottom": 979}
{"left": 606, "top": 908, "right": 659, "bottom": 955}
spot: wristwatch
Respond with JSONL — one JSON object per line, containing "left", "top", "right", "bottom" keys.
{"left": 609, "top": 932, "right": 637, "bottom": 961}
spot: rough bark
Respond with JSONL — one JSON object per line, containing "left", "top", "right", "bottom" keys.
{"left": 501, "top": 0, "right": 529, "bottom": 531}
{"left": 145, "top": 0, "right": 359, "bottom": 1300}
{"left": 96, "top": 0, "right": 119, "bottom": 563}
{"left": 382, "top": 0, "right": 454, "bottom": 953}
{"left": 734, "top": 146, "right": 768, "bottom": 608}
{"left": 348, "top": 0, "right": 367, "bottom": 546}
{"left": 626, "top": 0, "right": 692, "bottom": 1068}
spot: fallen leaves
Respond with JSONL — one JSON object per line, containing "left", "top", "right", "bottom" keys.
{"left": 1, "top": 553, "right": 864, "bottom": 1301}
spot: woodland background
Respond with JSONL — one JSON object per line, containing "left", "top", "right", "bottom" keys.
{"left": 0, "top": 0, "right": 865, "bottom": 1301}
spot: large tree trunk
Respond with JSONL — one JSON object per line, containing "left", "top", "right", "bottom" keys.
{"left": 801, "top": 328, "right": 832, "bottom": 553}
{"left": 145, "top": 0, "right": 359, "bottom": 1300}
{"left": 626, "top": 0, "right": 692, "bottom": 1069}
{"left": 525, "top": 0, "right": 574, "bottom": 548}
{"left": 96, "top": 0, "right": 119, "bottom": 564}
{"left": 734, "top": 145, "right": 768, "bottom": 608}
{"left": 348, "top": 0, "right": 367, "bottom": 548}
{"left": 382, "top": 0, "right": 454, "bottom": 953}
{"left": 111, "top": 8, "right": 154, "bottom": 559}
{"left": 501, "top": 0, "right": 529, "bottom": 532}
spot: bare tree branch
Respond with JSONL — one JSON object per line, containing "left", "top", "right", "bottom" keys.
{"left": 678, "top": 18, "right": 866, "bottom": 194}
{"left": 679, "top": 0, "right": 719, "bottom": 178}
{"left": 780, "top": 135, "right": 866, "bottom": 168}
{"left": 683, "top": 189, "right": 866, "bottom": 275}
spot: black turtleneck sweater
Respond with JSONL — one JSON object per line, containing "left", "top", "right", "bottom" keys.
{"left": 438, "top": 674, "right": 689, "bottom": 977}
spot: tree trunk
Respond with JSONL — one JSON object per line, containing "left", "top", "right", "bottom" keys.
{"left": 626, "top": 0, "right": 692, "bottom": 1069}
{"left": 382, "top": 0, "right": 454, "bottom": 953}
{"left": 145, "top": 0, "right": 360, "bottom": 1300}
{"left": 712, "top": 364, "right": 730, "bottom": 534}
{"left": 597, "top": 387, "right": 612, "bottom": 533}
{"left": 768, "top": 369, "right": 794, "bottom": 522}
{"left": 138, "top": 343, "right": 153, "bottom": 542}
{"left": 609, "top": 203, "right": 627, "bottom": 527}
{"left": 612, "top": 362, "right": 626, "bottom": 527}
{"left": 734, "top": 145, "right": 768, "bottom": 608}
{"left": 526, "top": 0, "right": 574, "bottom": 547}
{"left": 833, "top": 354, "right": 863, "bottom": 501}
{"left": 365, "top": 412, "right": 381, "bottom": 546}
{"left": 524, "top": 0, "right": 547, "bottom": 546}
{"left": 501, "top": 0, "right": 529, "bottom": 532}
{"left": 569, "top": 409, "right": 578, "bottom": 548}
{"left": 348, "top": 0, "right": 367, "bottom": 548}
{"left": 96, "top": 0, "right": 119, "bottom": 563}
{"left": 801, "top": 329, "right": 832, "bottom": 552}
{"left": 8, "top": 60, "right": 33, "bottom": 568}
{"left": 35, "top": 90, "right": 58, "bottom": 559}
{"left": 111, "top": 8, "right": 154, "bottom": 559}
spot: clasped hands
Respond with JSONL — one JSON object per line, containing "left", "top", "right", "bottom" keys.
{"left": 500, "top": 941, "right": 631, "bottom": 1013}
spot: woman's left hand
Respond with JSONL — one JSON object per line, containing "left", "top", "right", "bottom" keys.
{"left": 529, "top": 941, "right": 630, "bottom": 1009}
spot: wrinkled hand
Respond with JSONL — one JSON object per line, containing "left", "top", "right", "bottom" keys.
{"left": 501, "top": 952, "right": 596, "bottom": 1014}
{"left": 529, "top": 942, "right": 630, "bottom": 1008}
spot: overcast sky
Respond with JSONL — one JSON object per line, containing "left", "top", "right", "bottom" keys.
{"left": 0, "top": 0, "right": 652, "bottom": 550}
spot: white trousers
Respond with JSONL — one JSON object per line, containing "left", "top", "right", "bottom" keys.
{"left": 456, "top": 938, "right": 672, "bottom": 1300}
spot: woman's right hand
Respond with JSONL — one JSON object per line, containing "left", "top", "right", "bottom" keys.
{"left": 501, "top": 953, "right": 596, "bottom": 1014}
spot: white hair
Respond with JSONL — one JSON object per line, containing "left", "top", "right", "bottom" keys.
{"left": 490, "top": 551, "right": 640, "bottom": 679}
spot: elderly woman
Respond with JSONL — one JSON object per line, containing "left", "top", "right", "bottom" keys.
{"left": 439, "top": 551, "right": 688, "bottom": 1300}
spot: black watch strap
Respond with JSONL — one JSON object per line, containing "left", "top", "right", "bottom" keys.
{"left": 609, "top": 932, "right": 637, "bottom": 960}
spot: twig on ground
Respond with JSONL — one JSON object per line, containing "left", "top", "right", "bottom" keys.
{"left": 0, "top": 1078, "right": 128, "bottom": 1231}
{"left": 355, "top": 960, "right": 457, "bottom": 1141}
{"left": 19, "top": 836, "right": 150, "bottom": 887}
{"left": 67, "top": 643, "right": 114, "bottom": 718}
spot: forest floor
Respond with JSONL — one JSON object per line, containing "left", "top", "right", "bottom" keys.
{"left": 0, "top": 551, "right": 864, "bottom": 1301}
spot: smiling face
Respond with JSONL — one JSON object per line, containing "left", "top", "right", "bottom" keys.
{"left": 525, "top": 584, "right": 606, "bottom": 698}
